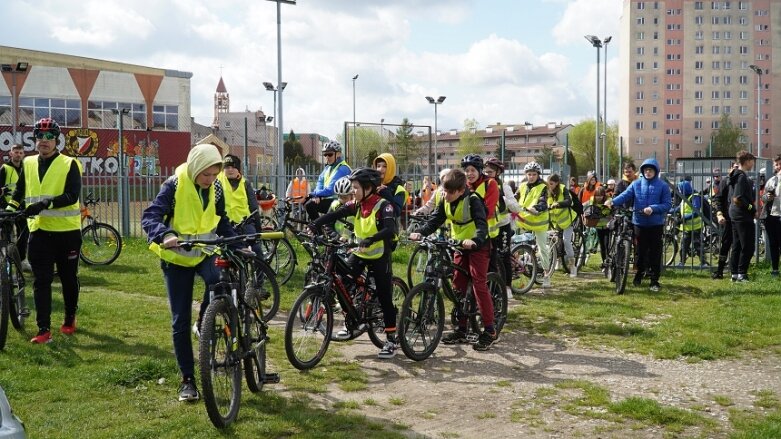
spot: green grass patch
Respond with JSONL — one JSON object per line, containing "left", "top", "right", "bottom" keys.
{"left": 607, "top": 397, "right": 708, "bottom": 433}
{"left": 729, "top": 408, "right": 781, "bottom": 439}
{"left": 713, "top": 394, "right": 734, "bottom": 407}
{"left": 388, "top": 397, "right": 406, "bottom": 406}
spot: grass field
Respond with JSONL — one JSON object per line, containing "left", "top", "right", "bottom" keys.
{"left": 0, "top": 237, "right": 779, "bottom": 438}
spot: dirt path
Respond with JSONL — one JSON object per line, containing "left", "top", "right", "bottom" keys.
{"left": 269, "top": 303, "right": 781, "bottom": 438}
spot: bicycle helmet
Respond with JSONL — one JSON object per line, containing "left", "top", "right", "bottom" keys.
{"left": 460, "top": 154, "right": 484, "bottom": 171}
{"left": 607, "top": 179, "right": 616, "bottom": 185}
{"left": 347, "top": 167, "right": 382, "bottom": 187}
{"left": 333, "top": 176, "right": 353, "bottom": 196}
{"left": 34, "top": 117, "right": 61, "bottom": 138}
{"left": 322, "top": 140, "right": 342, "bottom": 153}
{"left": 523, "top": 161, "right": 542, "bottom": 174}
{"left": 484, "top": 157, "right": 505, "bottom": 173}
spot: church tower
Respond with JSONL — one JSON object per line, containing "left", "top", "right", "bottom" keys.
{"left": 212, "top": 76, "right": 230, "bottom": 128}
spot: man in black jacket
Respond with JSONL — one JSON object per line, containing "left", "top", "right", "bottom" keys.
{"left": 710, "top": 163, "right": 737, "bottom": 279}
{"left": 727, "top": 151, "right": 756, "bottom": 282}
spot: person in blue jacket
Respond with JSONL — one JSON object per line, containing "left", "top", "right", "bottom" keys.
{"left": 606, "top": 158, "right": 672, "bottom": 292}
{"left": 305, "top": 140, "right": 352, "bottom": 220}
{"left": 673, "top": 180, "right": 707, "bottom": 267}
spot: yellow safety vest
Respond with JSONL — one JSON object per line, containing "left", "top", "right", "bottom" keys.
{"left": 517, "top": 182, "right": 549, "bottom": 232}
{"left": 149, "top": 164, "right": 220, "bottom": 267}
{"left": 329, "top": 199, "right": 354, "bottom": 241}
{"left": 2, "top": 163, "right": 20, "bottom": 204}
{"left": 495, "top": 179, "right": 510, "bottom": 226}
{"left": 23, "top": 154, "right": 82, "bottom": 232}
{"left": 445, "top": 194, "right": 479, "bottom": 241}
{"left": 680, "top": 194, "right": 703, "bottom": 232}
{"left": 474, "top": 180, "right": 499, "bottom": 238}
{"left": 353, "top": 199, "right": 387, "bottom": 260}
{"left": 217, "top": 173, "right": 250, "bottom": 223}
{"left": 547, "top": 187, "right": 577, "bottom": 230}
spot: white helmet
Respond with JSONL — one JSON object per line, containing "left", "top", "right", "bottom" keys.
{"left": 607, "top": 179, "right": 616, "bottom": 185}
{"left": 333, "top": 176, "right": 353, "bottom": 196}
{"left": 523, "top": 161, "right": 542, "bottom": 174}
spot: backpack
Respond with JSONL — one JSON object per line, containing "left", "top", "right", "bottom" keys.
{"left": 569, "top": 189, "right": 583, "bottom": 216}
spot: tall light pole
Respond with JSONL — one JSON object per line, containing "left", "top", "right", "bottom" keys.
{"left": 749, "top": 65, "right": 763, "bottom": 157}
{"left": 267, "top": 0, "right": 295, "bottom": 194}
{"left": 426, "top": 96, "right": 446, "bottom": 173}
{"left": 111, "top": 107, "right": 131, "bottom": 237}
{"left": 585, "top": 35, "right": 603, "bottom": 180}
{"left": 263, "top": 81, "right": 286, "bottom": 176}
{"left": 351, "top": 74, "right": 358, "bottom": 163}
{"left": 603, "top": 36, "right": 612, "bottom": 179}
{"left": 2, "top": 62, "right": 30, "bottom": 138}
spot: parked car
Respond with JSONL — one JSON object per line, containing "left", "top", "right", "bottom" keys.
{"left": 0, "top": 386, "right": 25, "bottom": 439}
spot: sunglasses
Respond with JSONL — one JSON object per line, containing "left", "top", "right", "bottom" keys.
{"left": 323, "top": 153, "right": 334, "bottom": 157}
{"left": 35, "top": 132, "right": 57, "bottom": 140}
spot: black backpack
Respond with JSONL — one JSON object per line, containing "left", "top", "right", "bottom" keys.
{"left": 569, "top": 189, "right": 584, "bottom": 216}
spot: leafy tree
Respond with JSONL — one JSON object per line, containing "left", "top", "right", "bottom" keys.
{"left": 457, "top": 118, "right": 482, "bottom": 157}
{"left": 284, "top": 130, "right": 318, "bottom": 171}
{"left": 711, "top": 113, "right": 746, "bottom": 157}
{"left": 534, "top": 145, "right": 556, "bottom": 170}
{"left": 394, "top": 118, "right": 419, "bottom": 174}
{"left": 337, "top": 127, "right": 383, "bottom": 167}
{"left": 568, "top": 119, "right": 620, "bottom": 178}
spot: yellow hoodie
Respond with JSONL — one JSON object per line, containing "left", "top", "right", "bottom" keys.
{"left": 373, "top": 153, "right": 397, "bottom": 185}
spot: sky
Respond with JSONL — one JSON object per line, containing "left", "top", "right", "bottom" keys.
{"left": 1, "top": 0, "right": 623, "bottom": 139}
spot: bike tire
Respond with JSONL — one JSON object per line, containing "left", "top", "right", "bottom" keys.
{"left": 0, "top": 255, "right": 9, "bottom": 350}
{"left": 262, "top": 237, "right": 296, "bottom": 286}
{"left": 398, "top": 282, "right": 445, "bottom": 361}
{"left": 615, "top": 239, "right": 631, "bottom": 295}
{"left": 367, "top": 276, "right": 408, "bottom": 349}
{"left": 80, "top": 223, "right": 122, "bottom": 265}
{"left": 199, "top": 298, "right": 242, "bottom": 428}
{"left": 509, "top": 244, "right": 537, "bottom": 295}
{"left": 542, "top": 241, "right": 558, "bottom": 279}
{"left": 471, "top": 272, "right": 508, "bottom": 335}
{"left": 663, "top": 233, "right": 678, "bottom": 267}
{"left": 247, "top": 257, "right": 280, "bottom": 322}
{"left": 243, "top": 290, "right": 267, "bottom": 393}
{"left": 406, "top": 245, "right": 429, "bottom": 288}
{"left": 284, "top": 287, "right": 333, "bottom": 370}
{"left": 6, "top": 245, "right": 25, "bottom": 330}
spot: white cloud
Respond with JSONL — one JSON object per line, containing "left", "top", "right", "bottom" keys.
{"left": 49, "top": 0, "right": 155, "bottom": 47}
{"left": 552, "top": 0, "right": 622, "bottom": 46}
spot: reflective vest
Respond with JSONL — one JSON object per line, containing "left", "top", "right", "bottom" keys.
{"left": 547, "top": 187, "right": 577, "bottom": 230}
{"left": 353, "top": 199, "right": 387, "bottom": 260}
{"left": 474, "top": 180, "right": 499, "bottom": 238}
{"left": 421, "top": 183, "right": 436, "bottom": 205}
{"left": 583, "top": 198, "right": 611, "bottom": 229}
{"left": 291, "top": 177, "right": 308, "bottom": 202}
{"left": 149, "top": 164, "right": 220, "bottom": 267}
{"left": 516, "top": 182, "right": 549, "bottom": 232}
{"left": 329, "top": 199, "right": 354, "bottom": 241}
{"left": 23, "top": 154, "right": 82, "bottom": 232}
{"left": 323, "top": 160, "right": 349, "bottom": 195}
{"left": 2, "top": 163, "right": 20, "bottom": 204}
{"left": 445, "top": 194, "right": 478, "bottom": 241}
{"left": 217, "top": 173, "right": 250, "bottom": 223}
{"left": 494, "top": 178, "right": 510, "bottom": 227}
{"left": 680, "top": 194, "right": 703, "bottom": 231}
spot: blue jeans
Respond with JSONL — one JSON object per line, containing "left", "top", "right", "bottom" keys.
{"left": 161, "top": 256, "right": 219, "bottom": 378}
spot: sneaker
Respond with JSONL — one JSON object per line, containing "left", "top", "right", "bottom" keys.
{"left": 632, "top": 273, "right": 643, "bottom": 287}
{"left": 377, "top": 341, "right": 397, "bottom": 359}
{"left": 60, "top": 315, "right": 76, "bottom": 335}
{"left": 649, "top": 281, "right": 661, "bottom": 292}
{"left": 192, "top": 322, "right": 200, "bottom": 338}
{"left": 569, "top": 263, "right": 578, "bottom": 278}
{"left": 771, "top": 271, "right": 780, "bottom": 277}
{"left": 473, "top": 330, "right": 497, "bottom": 351}
{"left": 21, "top": 260, "right": 32, "bottom": 272}
{"left": 442, "top": 329, "right": 469, "bottom": 345}
{"left": 541, "top": 276, "right": 551, "bottom": 288}
{"left": 178, "top": 377, "right": 200, "bottom": 402}
{"left": 676, "top": 261, "right": 686, "bottom": 268}
{"left": 505, "top": 286, "right": 514, "bottom": 300}
{"left": 30, "top": 328, "right": 52, "bottom": 344}
{"left": 736, "top": 274, "right": 750, "bottom": 283}
{"left": 333, "top": 327, "right": 352, "bottom": 340}
{"left": 731, "top": 274, "right": 738, "bottom": 282}
{"left": 711, "top": 271, "right": 724, "bottom": 280}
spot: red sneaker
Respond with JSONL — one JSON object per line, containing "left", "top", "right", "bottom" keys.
{"left": 60, "top": 315, "right": 76, "bottom": 335}
{"left": 30, "top": 330, "right": 52, "bottom": 344}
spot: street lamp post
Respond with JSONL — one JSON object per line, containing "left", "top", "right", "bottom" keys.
{"left": 585, "top": 35, "right": 603, "bottom": 181}
{"left": 352, "top": 74, "right": 358, "bottom": 163}
{"left": 749, "top": 65, "right": 763, "bottom": 157}
{"left": 426, "top": 96, "right": 446, "bottom": 173}
{"left": 263, "top": 81, "right": 286, "bottom": 176}
{"left": 111, "top": 107, "right": 131, "bottom": 237}
{"left": 1, "top": 62, "right": 30, "bottom": 138}
{"left": 602, "top": 36, "right": 611, "bottom": 179}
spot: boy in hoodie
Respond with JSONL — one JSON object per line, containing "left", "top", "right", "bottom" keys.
{"left": 727, "top": 150, "right": 756, "bottom": 282}
{"left": 373, "top": 153, "right": 407, "bottom": 216}
{"left": 607, "top": 158, "right": 671, "bottom": 292}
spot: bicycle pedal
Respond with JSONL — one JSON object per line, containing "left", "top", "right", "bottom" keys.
{"left": 261, "top": 373, "right": 280, "bottom": 384}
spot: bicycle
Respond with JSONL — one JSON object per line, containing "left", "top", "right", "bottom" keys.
{"left": 257, "top": 195, "right": 310, "bottom": 286}
{"left": 508, "top": 231, "right": 538, "bottom": 295}
{"left": 397, "top": 235, "right": 507, "bottom": 361}
{"left": 284, "top": 234, "right": 409, "bottom": 370}
{"left": 232, "top": 211, "right": 282, "bottom": 322}
{"left": 178, "top": 232, "right": 282, "bottom": 428}
{"left": 80, "top": 192, "right": 122, "bottom": 266}
{"left": 405, "top": 214, "right": 450, "bottom": 288}
{"left": 0, "top": 211, "right": 28, "bottom": 350}
{"left": 603, "top": 207, "right": 634, "bottom": 295}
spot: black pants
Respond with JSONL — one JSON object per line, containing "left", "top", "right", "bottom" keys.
{"left": 28, "top": 229, "right": 82, "bottom": 331}
{"left": 305, "top": 197, "right": 333, "bottom": 221}
{"left": 490, "top": 224, "right": 514, "bottom": 287}
{"left": 634, "top": 225, "right": 663, "bottom": 283}
{"left": 680, "top": 228, "right": 705, "bottom": 265}
{"left": 765, "top": 216, "right": 781, "bottom": 271}
{"left": 730, "top": 221, "right": 755, "bottom": 276}
{"left": 717, "top": 219, "right": 733, "bottom": 265}
{"left": 597, "top": 228, "right": 610, "bottom": 263}
{"left": 347, "top": 251, "right": 397, "bottom": 333}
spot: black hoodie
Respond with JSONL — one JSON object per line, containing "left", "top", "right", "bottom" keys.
{"left": 727, "top": 168, "right": 755, "bottom": 223}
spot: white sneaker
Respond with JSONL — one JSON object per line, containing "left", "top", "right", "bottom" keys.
{"left": 505, "top": 286, "right": 514, "bottom": 300}
{"left": 542, "top": 276, "right": 551, "bottom": 288}
{"left": 21, "top": 260, "right": 32, "bottom": 272}
{"left": 192, "top": 322, "right": 200, "bottom": 338}
{"left": 378, "top": 341, "right": 397, "bottom": 359}
{"left": 570, "top": 266, "right": 578, "bottom": 278}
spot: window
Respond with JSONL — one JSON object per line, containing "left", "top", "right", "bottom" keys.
{"left": 712, "top": 31, "right": 720, "bottom": 40}
{"left": 636, "top": 121, "right": 645, "bottom": 130}
{"left": 652, "top": 136, "right": 659, "bottom": 144}
{"left": 712, "top": 76, "right": 720, "bottom": 85}
{"left": 637, "top": 16, "right": 645, "bottom": 25}
{"left": 755, "top": 24, "right": 769, "bottom": 31}
{"left": 695, "top": 61, "right": 704, "bottom": 69}
{"left": 667, "top": 53, "right": 682, "bottom": 60}
{"left": 695, "top": 105, "right": 704, "bottom": 114}
{"left": 637, "top": 1, "right": 645, "bottom": 9}
{"left": 695, "top": 1, "right": 704, "bottom": 9}
{"left": 695, "top": 30, "right": 704, "bottom": 40}
{"left": 652, "top": 106, "right": 658, "bottom": 114}
{"left": 667, "top": 23, "right": 681, "bottom": 30}
{"left": 712, "top": 61, "right": 721, "bottom": 69}
{"left": 652, "top": 92, "right": 659, "bottom": 100}
{"left": 712, "top": 105, "right": 720, "bottom": 114}
{"left": 695, "top": 135, "right": 703, "bottom": 144}
{"left": 653, "top": 31, "right": 659, "bottom": 40}
{"left": 724, "top": 31, "right": 732, "bottom": 40}
{"left": 740, "top": 31, "right": 749, "bottom": 40}
{"left": 152, "top": 105, "right": 179, "bottom": 130}
{"left": 711, "top": 1, "right": 720, "bottom": 9}
{"left": 712, "top": 91, "right": 720, "bottom": 99}
{"left": 86, "top": 101, "right": 147, "bottom": 130}
{"left": 695, "top": 76, "right": 704, "bottom": 84}
{"left": 694, "top": 120, "right": 703, "bottom": 129}
{"left": 739, "top": 1, "right": 747, "bottom": 10}
{"left": 19, "top": 98, "right": 82, "bottom": 128}
{"left": 636, "top": 62, "right": 645, "bottom": 70}
{"left": 724, "top": 16, "right": 732, "bottom": 24}
{"left": 665, "top": 83, "right": 681, "bottom": 90}
{"left": 739, "top": 46, "right": 749, "bottom": 54}
{"left": 724, "top": 61, "right": 732, "bottom": 70}
{"left": 756, "top": 10, "right": 769, "bottom": 16}
{"left": 695, "top": 45, "right": 704, "bottom": 54}
{"left": 739, "top": 75, "right": 748, "bottom": 84}
{"left": 739, "top": 120, "right": 748, "bottom": 129}
{"left": 740, "top": 90, "right": 748, "bottom": 99}
{"left": 637, "top": 47, "right": 645, "bottom": 55}
{"left": 636, "top": 106, "right": 645, "bottom": 114}
{"left": 695, "top": 15, "right": 704, "bottom": 25}
{"left": 724, "top": 106, "right": 732, "bottom": 114}
{"left": 724, "top": 1, "right": 731, "bottom": 9}
{"left": 636, "top": 76, "right": 644, "bottom": 85}
{"left": 695, "top": 91, "right": 703, "bottom": 99}
{"left": 724, "top": 90, "right": 732, "bottom": 98}
{"left": 652, "top": 121, "right": 659, "bottom": 129}
{"left": 637, "top": 31, "right": 645, "bottom": 40}
{"left": 653, "top": 47, "right": 659, "bottom": 55}
{"left": 636, "top": 92, "right": 645, "bottom": 100}
{"left": 739, "top": 16, "right": 747, "bottom": 25}
{"left": 712, "top": 120, "right": 720, "bottom": 129}
{"left": 713, "top": 46, "right": 720, "bottom": 55}
{"left": 712, "top": 16, "right": 720, "bottom": 24}
{"left": 652, "top": 77, "right": 659, "bottom": 85}
{"left": 758, "top": 39, "right": 769, "bottom": 46}
{"left": 653, "top": 61, "right": 659, "bottom": 69}
{"left": 725, "top": 46, "right": 732, "bottom": 54}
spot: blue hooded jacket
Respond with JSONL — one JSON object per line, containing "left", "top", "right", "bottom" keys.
{"left": 611, "top": 158, "right": 672, "bottom": 227}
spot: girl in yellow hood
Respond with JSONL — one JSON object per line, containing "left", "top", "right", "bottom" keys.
{"left": 373, "top": 153, "right": 407, "bottom": 216}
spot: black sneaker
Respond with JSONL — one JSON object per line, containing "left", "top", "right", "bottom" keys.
{"left": 473, "top": 330, "right": 497, "bottom": 351}
{"left": 632, "top": 273, "right": 643, "bottom": 287}
{"left": 442, "top": 329, "right": 468, "bottom": 345}
{"left": 711, "top": 271, "right": 724, "bottom": 279}
{"left": 377, "top": 341, "right": 397, "bottom": 359}
{"left": 178, "top": 377, "right": 200, "bottom": 402}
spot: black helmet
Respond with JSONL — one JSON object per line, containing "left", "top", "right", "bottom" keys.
{"left": 322, "top": 140, "right": 342, "bottom": 153}
{"left": 34, "top": 117, "right": 61, "bottom": 139}
{"left": 484, "top": 157, "right": 505, "bottom": 173}
{"left": 348, "top": 167, "right": 382, "bottom": 187}
{"left": 460, "top": 154, "right": 484, "bottom": 171}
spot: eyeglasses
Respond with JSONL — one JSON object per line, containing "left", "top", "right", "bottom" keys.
{"left": 35, "top": 132, "right": 57, "bottom": 140}
{"left": 323, "top": 153, "right": 334, "bottom": 157}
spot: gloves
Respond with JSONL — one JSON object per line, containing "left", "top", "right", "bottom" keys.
{"left": 359, "top": 238, "right": 373, "bottom": 249}
{"left": 25, "top": 200, "right": 49, "bottom": 216}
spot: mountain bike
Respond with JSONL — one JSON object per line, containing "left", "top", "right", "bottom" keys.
{"left": 233, "top": 210, "right": 282, "bottom": 321}
{"left": 397, "top": 235, "right": 507, "bottom": 361}
{"left": 508, "top": 231, "right": 539, "bottom": 295}
{"left": 0, "top": 211, "right": 28, "bottom": 350}
{"left": 405, "top": 214, "right": 450, "bottom": 288}
{"left": 80, "top": 192, "right": 122, "bottom": 265}
{"left": 284, "top": 234, "right": 408, "bottom": 370}
{"left": 258, "top": 195, "right": 308, "bottom": 286}
{"left": 178, "top": 232, "right": 282, "bottom": 428}
{"left": 604, "top": 207, "right": 634, "bottom": 294}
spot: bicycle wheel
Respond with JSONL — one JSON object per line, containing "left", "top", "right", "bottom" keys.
{"left": 242, "top": 290, "right": 267, "bottom": 393}
{"left": 284, "top": 287, "right": 333, "bottom": 370}
{"left": 80, "top": 222, "right": 122, "bottom": 265}
{"left": 558, "top": 240, "right": 570, "bottom": 274}
{"left": 398, "top": 283, "right": 445, "bottom": 361}
{"left": 367, "top": 276, "right": 408, "bottom": 349}
{"left": 247, "top": 257, "right": 279, "bottom": 322}
{"left": 0, "top": 257, "right": 9, "bottom": 350}
{"left": 543, "top": 241, "right": 558, "bottom": 279}
{"left": 615, "top": 239, "right": 631, "bottom": 295}
{"left": 572, "top": 228, "right": 586, "bottom": 269}
{"left": 199, "top": 298, "right": 242, "bottom": 428}
{"left": 261, "top": 237, "right": 296, "bottom": 286}
{"left": 509, "top": 244, "right": 537, "bottom": 295}
{"left": 406, "top": 245, "right": 429, "bottom": 288}
{"left": 662, "top": 232, "right": 678, "bottom": 266}
{"left": 477, "top": 272, "right": 508, "bottom": 335}
{"left": 6, "top": 245, "right": 26, "bottom": 330}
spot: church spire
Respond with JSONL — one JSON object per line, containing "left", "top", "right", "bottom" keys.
{"left": 212, "top": 76, "right": 230, "bottom": 128}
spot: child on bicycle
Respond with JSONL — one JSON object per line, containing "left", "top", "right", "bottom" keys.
{"left": 141, "top": 143, "right": 237, "bottom": 402}
{"left": 409, "top": 168, "right": 497, "bottom": 351}
{"left": 327, "top": 176, "right": 355, "bottom": 242}
{"left": 309, "top": 168, "right": 399, "bottom": 359}
{"left": 546, "top": 174, "right": 578, "bottom": 278}
{"left": 582, "top": 186, "right": 611, "bottom": 269}
{"left": 483, "top": 157, "right": 515, "bottom": 297}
